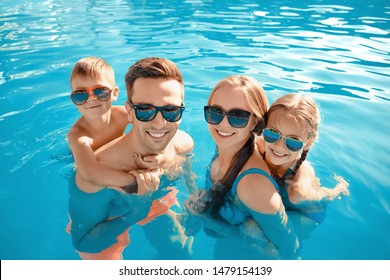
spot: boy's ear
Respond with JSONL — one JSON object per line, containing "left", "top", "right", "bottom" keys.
{"left": 111, "top": 87, "right": 119, "bottom": 102}
{"left": 125, "top": 101, "right": 134, "bottom": 123}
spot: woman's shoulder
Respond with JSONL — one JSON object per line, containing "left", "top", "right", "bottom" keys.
{"left": 236, "top": 154, "right": 281, "bottom": 214}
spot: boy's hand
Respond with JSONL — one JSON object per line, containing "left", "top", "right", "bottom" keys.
{"left": 134, "top": 153, "right": 166, "bottom": 170}
{"left": 129, "top": 168, "right": 162, "bottom": 195}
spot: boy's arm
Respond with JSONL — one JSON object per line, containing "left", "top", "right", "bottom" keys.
{"left": 68, "top": 131, "right": 135, "bottom": 188}
{"left": 287, "top": 162, "right": 350, "bottom": 204}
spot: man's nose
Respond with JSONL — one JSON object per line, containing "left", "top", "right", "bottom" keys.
{"left": 150, "top": 111, "right": 167, "bottom": 128}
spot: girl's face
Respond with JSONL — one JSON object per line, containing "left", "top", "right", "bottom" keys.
{"left": 208, "top": 86, "right": 256, "bottom": 151}
{"left": 264, "top": 109, "right": 311, "bottom": 168}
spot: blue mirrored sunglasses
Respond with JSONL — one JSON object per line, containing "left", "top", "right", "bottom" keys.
{"left": 70, "top": 87, "right": 112, "bottom": 105}
{"left": 263, "top": 128, "right": 305, "bottom": 152}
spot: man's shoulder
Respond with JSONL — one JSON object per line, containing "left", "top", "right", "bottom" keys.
{"left": 173, "top": 129, "right": 194, "bottom": 155}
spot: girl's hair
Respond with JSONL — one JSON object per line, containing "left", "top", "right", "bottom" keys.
{"left": 70, "top": 57, "right": 116, "bottom": 87}
{"left": 267, "top": 94, "right": 320, "bottom": 183}
{"left": 124, "top": 57, "right": 184, "bottom": 102}
{"left": 200, "top": 76, "right": 269, "bottom": 218}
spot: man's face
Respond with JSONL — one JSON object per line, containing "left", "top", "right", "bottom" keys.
{"left": 129, "top": 77, "right": 183, "bottom": 154}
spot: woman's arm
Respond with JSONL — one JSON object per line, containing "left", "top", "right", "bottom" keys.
{"left": 237, "top": 174, "right": 299, "bottom": 258}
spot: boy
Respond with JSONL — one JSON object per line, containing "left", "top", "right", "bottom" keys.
{"left": 67, "top": 57, "right": 137, "bottom": 188}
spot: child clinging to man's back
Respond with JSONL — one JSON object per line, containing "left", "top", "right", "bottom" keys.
{"left": 67, "top": 57, "right": 136, "bottom": 188}
{"left": 256, "top": 94, "right": 349, "bottom": 223}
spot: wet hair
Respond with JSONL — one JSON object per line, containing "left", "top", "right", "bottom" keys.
{"left": 124, "top": 57, "right": 184, "bottom": 102}
{"left": 266, "top": 94, "right": 320, "bottom": 183}
{"left": 198, "top": 76, "right": 269, "bottom": 218}
{"left": 70, "top": 57, "right": 116, "bottom": 88}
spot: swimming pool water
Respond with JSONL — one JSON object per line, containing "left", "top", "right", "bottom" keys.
{"left": 0, "top": 0, "right": 389, "bottom": 260}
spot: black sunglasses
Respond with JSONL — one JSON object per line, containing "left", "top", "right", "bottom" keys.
{"left": 204, "top": 106, "right": 251, "bottom": 128}
{"left": 129, "top": 102, "right": 185, "bottom": 122}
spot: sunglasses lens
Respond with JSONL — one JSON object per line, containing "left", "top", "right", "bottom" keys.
{"left": 162, "top": 106, "right": 184, "bottom": 122}
{"left": 204, "top": 106, "right": 224, "bottom": 125}
{"left": 134, "top": 105, "right": 157, "bottom": 121}
{"left": 227, "top": 110, "right": 250, "bottom": 128}
{"left": 71, "top": 91, "right": 89, "bottom": 105}
{"left": 286, "top": 138, "right": 304, "bottom": 152}
{"left": 93, "top": 87, "right": 111, "bottom": 101}
{"left": 263, "top": 129, "right": 280, "bottom": 143}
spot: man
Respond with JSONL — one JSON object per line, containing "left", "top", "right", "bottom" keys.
{"left": 69, "top": 57, "right": 194, "bottom": 259}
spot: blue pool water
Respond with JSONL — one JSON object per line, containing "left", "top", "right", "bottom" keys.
{"left": 0, "top": 0, "right": 389, "bottom": 260}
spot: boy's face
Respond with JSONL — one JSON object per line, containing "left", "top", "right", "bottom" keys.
{"left": 127, "top": 77, "right": 183, "bottom": 154}
{"left": 71, "top": 75, "right": 118, "bottom": 117}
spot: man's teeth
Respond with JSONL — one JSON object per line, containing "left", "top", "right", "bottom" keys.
{"left": 149, "top": 132, "right": 165, "bottom": 138}
{"left": 217, "top": 130, "right": 234, "bottom": 136}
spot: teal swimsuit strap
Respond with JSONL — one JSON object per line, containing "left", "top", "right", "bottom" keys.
{"left": 232, "top": 168, "right": 279, "bottom": 195}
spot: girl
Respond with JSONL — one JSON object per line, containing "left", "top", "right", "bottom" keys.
{"left": 186, "top": 76, "right": 299, "bottom": 259}
{"left": 256, "top": 94, "right": 349, "bottom": 224}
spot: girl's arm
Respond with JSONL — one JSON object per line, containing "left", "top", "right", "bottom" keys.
{"left": 287, "top": 162, "right": 350, "bottom": 204}
{"left": 68, "top": 132, "right": 136, "bottom": 188}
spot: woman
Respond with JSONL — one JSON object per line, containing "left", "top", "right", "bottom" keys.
{"left": 186, "top": 76, "right": 299, "bottom": 259}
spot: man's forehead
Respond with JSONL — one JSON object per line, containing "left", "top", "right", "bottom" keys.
{"left": 132, "top": 78, "right": 184, "bottom": 104}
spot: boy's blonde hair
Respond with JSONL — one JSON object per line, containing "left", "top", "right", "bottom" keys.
{"left": 70, "top": 57, "right": 116, "bottom": 87}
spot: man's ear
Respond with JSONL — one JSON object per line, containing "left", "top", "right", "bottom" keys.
{"left": 125, "top": 101, "right": 134, "bottom": 123}
{"left": 111, "top": 87, "right": 119, "bottom": 102}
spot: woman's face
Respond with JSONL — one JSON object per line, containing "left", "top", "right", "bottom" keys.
{"left": 264, "top": 109, "right": 310, "bottom": 167}
{"left": 207, "top": 86, "right": 255, "bottom": 151}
